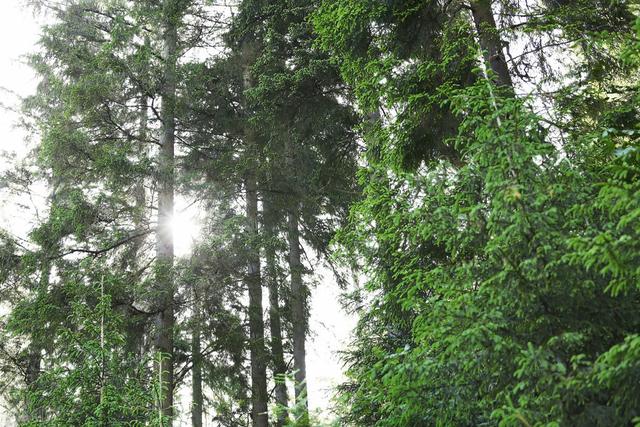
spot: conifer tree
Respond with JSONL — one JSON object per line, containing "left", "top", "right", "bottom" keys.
{"left": 315, "top": 0, "right": 640, "bottom": 425}
{"left": 2, "top": 0, "right": 639, "bottom": 425}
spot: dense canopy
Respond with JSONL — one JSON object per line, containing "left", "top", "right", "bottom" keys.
{"left": 1, "top": 0, "right": 640, "bottom": 426}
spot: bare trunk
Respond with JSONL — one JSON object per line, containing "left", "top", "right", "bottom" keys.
{"left": 285, "top": 140, "right": 308, "bottom": 424}
{"left": 246, "top": 173, "right": 269, "bottom": 427}
{"left": 155, "top": 1, "right": 178, "bottom": 423}
{"left": 23, "top": 256, "right": 49, "bottom": 422}
{"left": 191, "top": 292, "right": 203, "bottom": 427}
{"left": 264, "top": 200, "right": 289, "bottom": 426}
{"left": 23, "top": 178, "right": 63, "bottom": 422}
{"left": 470, "top": 0, "right": 514, "bottom": 89}
{"left": 287, "top": 206, "right": 308, "bottom": 423}
{"left": 125, "top": 89, "right": 149, "bottom": 359}
{"left": 24, "top": 348, "right": 41, "bottom": 398}
{"left": 242, "top": 51, "right": 269, "bottom": 427}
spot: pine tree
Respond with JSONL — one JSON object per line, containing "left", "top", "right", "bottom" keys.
{"left": 2, "top": 0, "right": 639, "bottom": 425}
{"left": 236, "top": 1, "right": 359, "bottom": 421}
{"left": 315, "top": 0, "right": 640, "bottom": 425}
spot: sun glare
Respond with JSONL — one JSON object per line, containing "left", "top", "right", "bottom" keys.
{"left": 170, "top": 205, "right": 201, "bottom": 256}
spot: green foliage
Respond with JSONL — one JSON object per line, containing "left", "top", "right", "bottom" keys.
{"left": 10, "top": 267, "right": 156, "bottom": 426}
{"left": 3, "top": 0, "right": 640, "bottom": 425}
{"left": 316, "top": 1, "right": 640, "bottom": 426}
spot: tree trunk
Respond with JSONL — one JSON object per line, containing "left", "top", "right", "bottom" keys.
{"left": 155, "top": 1, "right": 178, "bottom": 423}
{"left": 264, "top": 199, "right": 289, "bottom": 426}
{"left": 245, "top": 172, "right": 269, "bottom": 427}
{"left": 124, "top": 88, "right": 149, "bottom": 360}
{"left": 23, "top": 254, "right": 50, "bottom": 422}
{"left": 191, "top": 291, "right": 203, "bottom": 427}
{"left": 287, "top": 205, "right": 308, "bottom": 424}
{"left": 469, "top": 0, "right": 514, "bottom": 89}
{"left": 284, "top": 138, "right": 308, "bottom": 423}
{"left": 23, "top": 177, "right": 63, "bottom": 422}
{"left": 242, "top": 49, "right": 269, "bottom": 427}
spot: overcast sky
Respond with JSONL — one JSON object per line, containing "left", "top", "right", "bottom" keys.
{"left": 0, "top": 1, "right": 39, "bottom": 158}
{"left": 0, "top": 1, "right": 355, "bottom": 424}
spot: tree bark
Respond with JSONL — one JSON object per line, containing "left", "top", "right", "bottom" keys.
{"left": 264, "top": 199, "right": 289, "bottom": 426}
{"left": 287, "top": 205, "right": 308, "bottom": 423}
{"left": 469, "top": 0, "right": 514, "bottom": 89}
{"left": 242, "top": 47, "right": 269, "bottom": 427}
{"left": 191, "top": 290, "right": 203, "bottom": 427}
{"left": 245, "top": 172, "right": 269, "bottom": 427}
{"left": 285, "top": 140, "right": 309, "bottom": 424}
{"left": 155, "top": 0, "right": 178, "bottom": 423}
{"left": 23, "top": 177, "right": 63, "bottom": 422}
{"left": 124, "top": 88, "right": 149, "bottom": 360}
{"left": 23, "top": 249, "right": 50, "bottom": 422}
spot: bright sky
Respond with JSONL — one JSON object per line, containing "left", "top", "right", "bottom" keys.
{"left": 0, "top": 1, "right": 40, "bottom": 156}
{"left": 0, "top": 0, "right": 42, "bottom": 225}
{"left": 0, "top": 4, "right": 42, "bottom": 424}
{"left": 0, "top": 1, "right": 355, "bottom": 424}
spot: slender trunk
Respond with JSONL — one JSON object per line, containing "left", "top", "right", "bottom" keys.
{"left": 469, "top": 0, "right": 514, "bottom": 89}
{"left": 24, "top": 347, "right": 41, "bottom": 404}
{"left": 246, "top": 173, "right": 269, "bottom": 427}
{"left": 285, "top": 141, "right": 308, "bottom": 423}
{"left": 155, "top": 1, "right": 178, "bottom": 423}
{"left": 99, "top": 275, "right": 107, "bottom": 427}
{"left": 287, "top": 206, "right": 308, "bottom": 422}
{"left": 264, "top": 200, "right": 289, "bottom": 426}
{"left": 23, "top": 257, "right": 49, "bottom": 422}
{"left": 23, "top": 177, "right": 62, "bottom": 422}
{"left": 191, "top": 290, "right": 203, "bottom": 427}
{"left": 125, "top": 89, "right": 149, "bottom": 359}
{"left": 242, "top": 51, "right": 269, "bottom": 427}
